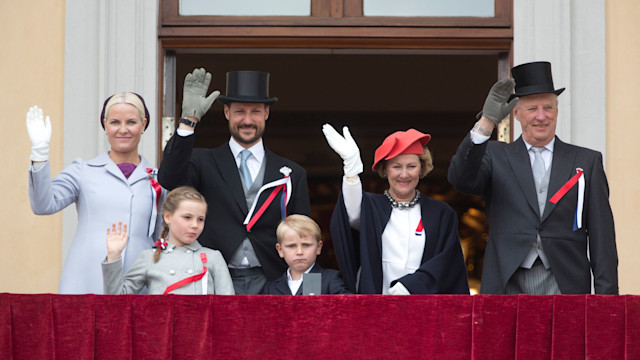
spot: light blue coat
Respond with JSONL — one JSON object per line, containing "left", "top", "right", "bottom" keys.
{"left": 29, "top": 152, "right": 166, "bottom": 294}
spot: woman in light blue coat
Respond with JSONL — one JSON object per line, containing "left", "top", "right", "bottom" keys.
{"left": 27, "top": 92, "right": 166, "bottom": 294}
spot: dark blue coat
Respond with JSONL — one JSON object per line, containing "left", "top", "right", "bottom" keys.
{"left": 263, "top": 264, "right": 352, "bottom": 295}
{"left": 331, "top": 191, "right": 469, "bottom": 294}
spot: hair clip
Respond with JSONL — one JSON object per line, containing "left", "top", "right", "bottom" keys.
{"left": 154, "top": 239, "right": 168, "bottom": 250}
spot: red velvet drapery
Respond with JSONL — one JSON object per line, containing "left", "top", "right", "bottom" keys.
{"left": 1, "top": 294, "right": 637, "bottom": 359}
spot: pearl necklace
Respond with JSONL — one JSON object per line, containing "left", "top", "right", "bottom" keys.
{"left": 384, "top": 189, "right": 421, "bottom": 209}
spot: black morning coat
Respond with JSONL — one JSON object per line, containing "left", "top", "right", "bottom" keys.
{"left": 448, "top": 134, "right": 618, "bottom": 294}
{"left": 158, "top": 133, "right": 311, "bottom": 280}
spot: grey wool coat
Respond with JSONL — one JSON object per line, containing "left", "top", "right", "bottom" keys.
{"left": 102, "top": 241, "right": 235, "bottom": 295}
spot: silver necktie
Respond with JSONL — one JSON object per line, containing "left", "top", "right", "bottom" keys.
{"left": 532, "top": 146, "right": 546, "bottom": 184}
{"left": 239, "top": 149, "right": 253, "bottom": 189}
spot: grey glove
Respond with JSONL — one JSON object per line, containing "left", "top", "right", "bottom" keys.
{"left": 481, "top": 78, "right": 518, "bottom": 125}
{"left": 322, "top": 124, "right": 363, "bottom": 177}
{"left": 181, "top": 68, "right": 220, "bottom": 120}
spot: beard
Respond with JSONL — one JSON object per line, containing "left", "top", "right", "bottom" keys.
{"left": 230, "top": 123, "right": 264, "bottom": 145}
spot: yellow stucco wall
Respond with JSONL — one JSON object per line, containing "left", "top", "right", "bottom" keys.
{"left": 607, "top": 1, "right": 640, "bottom": 294}
{"left": 0, "top": 1, "right": 64, "bottom": 292}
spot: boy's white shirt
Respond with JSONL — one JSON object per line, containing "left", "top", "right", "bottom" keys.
{"left": 287, "top": 263, "right": 315, "bottom": 295}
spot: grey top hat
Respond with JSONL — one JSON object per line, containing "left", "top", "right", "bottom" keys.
{"left": 509, "top": 61, "right": 565, "bottom": 101}
{"left": 217, "top": 71, "right": 278, "bottom": 105}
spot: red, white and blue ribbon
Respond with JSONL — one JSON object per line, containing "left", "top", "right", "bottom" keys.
{"left": 164, "top": 252, "right": 208, "bottom": 295}
{"left": 146, "top": 168, "right": 161, "bottom": 237}
{"left": 574, "top": 169, "right": 585, "bottom": 230}
{"left": 549, "top": 168, "right": 584, "bottom": 231}
{"left": 415, "top": 219, "right": 424, "bottom": 236}
{"left": 154, "top": 239, "right": 168, "bottom": 250}
{"left": 200, "top": 253, "right": 208, "bottom": 294}
{"left": 243, "top": 167, "right": 292, "bottom": 232}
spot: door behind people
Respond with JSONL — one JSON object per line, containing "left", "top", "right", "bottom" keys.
{"left": 169, "top": 52, "right": 500, "bottom": 294}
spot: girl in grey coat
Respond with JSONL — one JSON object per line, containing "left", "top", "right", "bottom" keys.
{"left": 103, "top": 186, "right": 234, "bottom": 295}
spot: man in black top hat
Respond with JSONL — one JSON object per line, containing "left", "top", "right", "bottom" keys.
{"left": 448, "top": 61, "right": 618, "bottom": 295}
{"left": 159, "top": 68, "right": 311, "bottom": 294}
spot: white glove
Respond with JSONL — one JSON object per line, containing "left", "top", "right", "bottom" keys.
{"left": 388, "top": 282, "right": 411, "bottom": 295}
{"left": 26, "top": 106, "right": 52, "bottom": 162}
{"left": 181, "top": 68, "right": 221, "bottom": 120}
{"left": 322, "top": 124, "right": 363, "bottom": 177}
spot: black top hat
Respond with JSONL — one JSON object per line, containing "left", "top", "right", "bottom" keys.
{"left": 509, "top": 61, "right": 565, "bottom": 101}
{"left": 217, "top": 71, "right": 278, "bottom": 105}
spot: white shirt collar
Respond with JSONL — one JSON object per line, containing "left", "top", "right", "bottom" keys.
{"left": 286, "top": 263, "right": 315, "bottom": 281}
{"left": 228, "top": 137, "right": 265, "bottom": 164}
{"left": 523, "top": 137, "right": 555, "bottom": 153}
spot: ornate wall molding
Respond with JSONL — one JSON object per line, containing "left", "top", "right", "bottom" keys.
{"left": 63, "top": 0, "right": 158, "bottom": 262}
{"left": 514, "top": 0, "right": 606, "bottom": 154}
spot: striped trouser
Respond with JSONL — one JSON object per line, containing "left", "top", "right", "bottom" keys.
{"left": 505, "top": 258, "right": 561, "bottom": 295}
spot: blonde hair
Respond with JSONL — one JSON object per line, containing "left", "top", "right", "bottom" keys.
{"left": 376, "top": 147, "right": 434, "bottom": 179}
{"left": 102, "top": 92, "right": 147, "bottom": 123}
{"left": 154, "top": 186, "right": 207, "bottom": 262}
{"left": 276, "top": 214, "right": 321, "bottom": 244}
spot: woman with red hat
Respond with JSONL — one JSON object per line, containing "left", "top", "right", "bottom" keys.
{"left": 323, "top": 124, "right": 468, "bottom": 294}
{"left": 26, "top": 93, "right": 166, "bottom": 294}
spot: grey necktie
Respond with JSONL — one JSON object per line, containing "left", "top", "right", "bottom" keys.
{"left": 532, "top": 146, "right": 546, "bottom": 184}
{"left": 240, "top": 149, "right": 253, "bottom": 189}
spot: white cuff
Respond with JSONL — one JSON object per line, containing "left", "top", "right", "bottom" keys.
{"left": 176, "top": 128, "right": 195, "bottom": 137}
{"left": 30, "top": 161, "right": 47, "bottom": 171}
{"left": 469, "top": 129, "right": 490, "bottom": 144}
{"left": 342, "top": 176, "right": 362, "bottom": 230}
{"left": 388, "top": 282, "right": 410, "bottom": 295}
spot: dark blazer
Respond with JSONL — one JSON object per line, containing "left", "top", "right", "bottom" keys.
{"left": 331, "top": 192, "right": 469, "bottom": 295}
{"left": 158, "top": 133, "right": 311, "bottom": 280}
{"left": 448, "top": 134, "right": 618, "bottom": 294}
{"left": 262, "top": 264, "right": 352, "bottom": 295}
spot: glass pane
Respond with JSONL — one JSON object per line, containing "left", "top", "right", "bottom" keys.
{"left": 180, "top": 0, "right": 311, "bottom": 16}
{"left": 364, "top": 0, "right": 494, "bottom": 17}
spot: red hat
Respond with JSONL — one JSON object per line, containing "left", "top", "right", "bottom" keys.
{"left": 372, "top": 129, "right": 431, "bottom": 171}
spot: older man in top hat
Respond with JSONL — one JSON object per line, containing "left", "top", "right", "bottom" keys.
{"left": 159, "top": 68, "right": 311, "bottom": 294}
{"left": 448, "top": 61, "right": 618, "bottom": 295}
